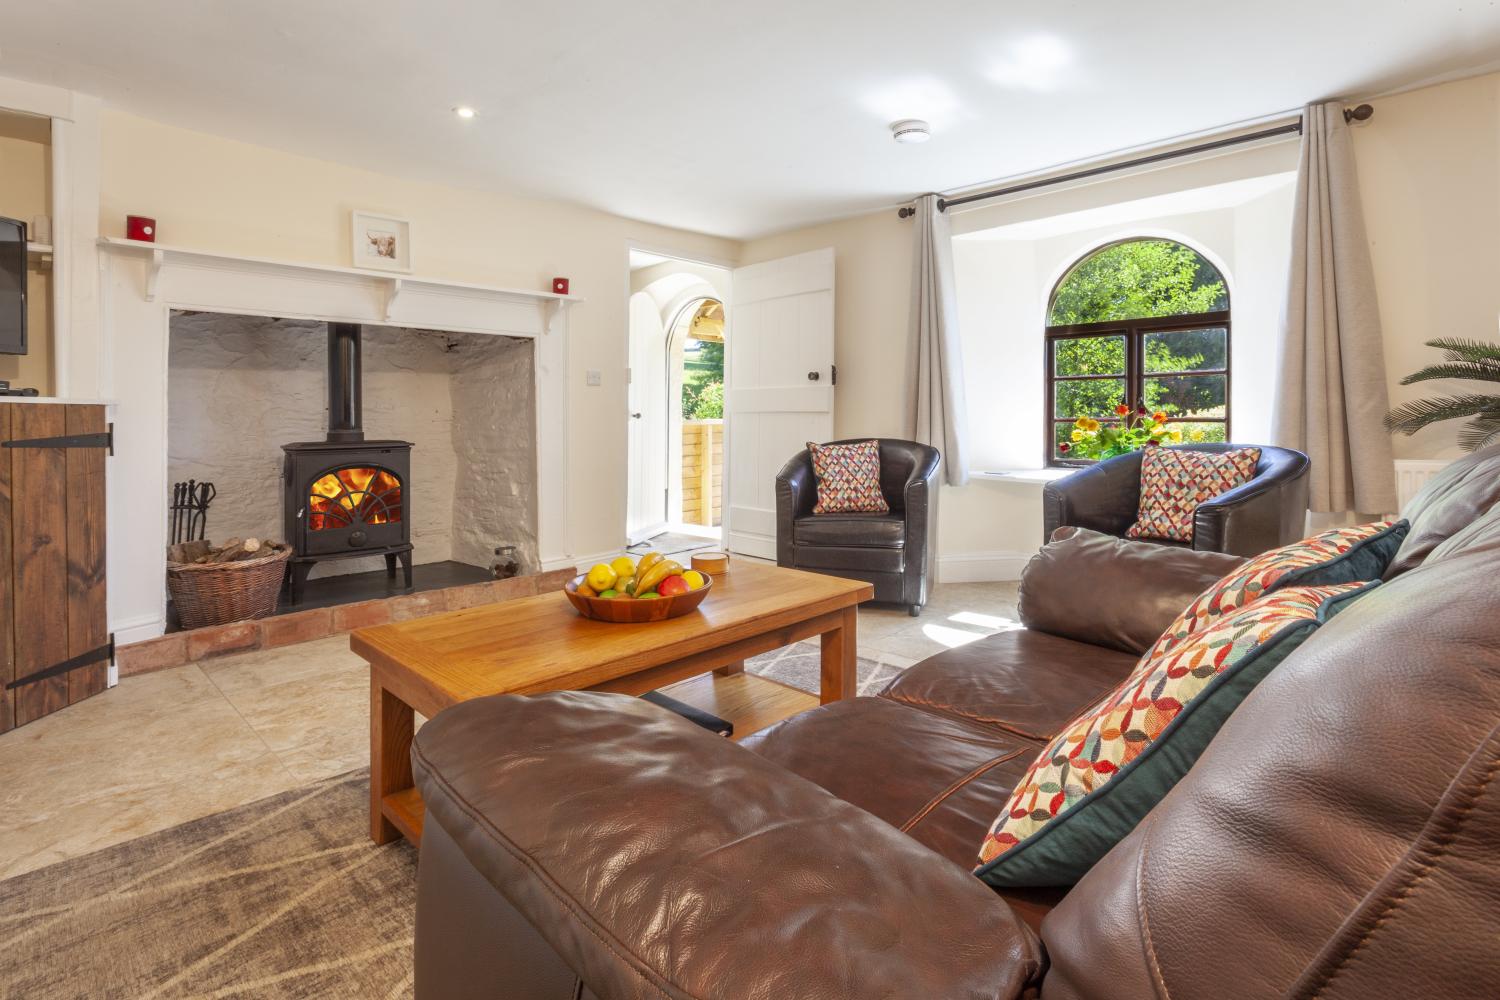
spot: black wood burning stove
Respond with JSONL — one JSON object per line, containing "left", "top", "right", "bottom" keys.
{"left": 282, "top": 323, "right": 413, "bottom": 604}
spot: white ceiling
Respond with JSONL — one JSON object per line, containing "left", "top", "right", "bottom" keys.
{"left": 4, "top": 1, "right": 1500, "bottom": 239}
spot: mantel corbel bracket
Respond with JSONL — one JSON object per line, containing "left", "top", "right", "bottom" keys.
{"left": 382, "top": 277, "right": 404, "bottom": 321}
{"left": 144, "top": 248, "right": 165, "bottom": 302}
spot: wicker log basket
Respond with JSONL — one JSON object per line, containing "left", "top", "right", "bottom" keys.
{"left": 167, "top": 539, "right": 292, "bottom": 630}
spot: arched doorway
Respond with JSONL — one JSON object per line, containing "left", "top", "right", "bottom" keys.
{"left": 626, "top": 267, "right": 730, "bottom": 545}
{"left": 669, "top": 299, "right": 724, "bottom": 530}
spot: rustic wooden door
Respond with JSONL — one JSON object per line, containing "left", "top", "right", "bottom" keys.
{"left": 0, "top": 402, "right": 109, "bottom": 732}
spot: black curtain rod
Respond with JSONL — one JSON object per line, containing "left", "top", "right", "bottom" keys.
{"left": 897, "top": 104, "right": 1374, "bottom": 219}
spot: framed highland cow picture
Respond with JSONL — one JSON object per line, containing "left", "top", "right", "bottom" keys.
{"left": 350, "top": 210, "right": 412, "bottom": 272}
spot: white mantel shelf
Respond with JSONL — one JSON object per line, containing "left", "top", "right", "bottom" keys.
{"left": 96, "top": 237, "right": 584, "bottom": 329}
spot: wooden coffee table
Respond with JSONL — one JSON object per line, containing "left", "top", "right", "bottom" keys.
{"left": 351, "top": 561, "right": 873, "bottom": 845}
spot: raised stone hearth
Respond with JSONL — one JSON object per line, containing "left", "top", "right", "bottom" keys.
{"left": 117, "top": 566, "right": 577, "bottom": 677}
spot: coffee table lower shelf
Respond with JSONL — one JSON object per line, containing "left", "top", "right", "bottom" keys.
{"left": 381, "top": 671, "right": 818, "bottom": 847}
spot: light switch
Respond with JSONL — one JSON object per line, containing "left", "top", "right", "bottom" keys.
{"left": 585, "top": 370, "right": 602, "bottom": 387}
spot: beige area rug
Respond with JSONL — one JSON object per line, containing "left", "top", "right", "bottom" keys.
{"left": 744, "top": 641, "right": 902, "bottom": 696}
{"left": 0, "top": 770, "right": 416, "bottom": 1000}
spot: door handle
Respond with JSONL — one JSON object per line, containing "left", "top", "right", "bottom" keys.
{"left": 631, "top": 412, "right": 642, "bottom": 419}
{"left": 807, "top": 371, "right": 820, "bottom": 382}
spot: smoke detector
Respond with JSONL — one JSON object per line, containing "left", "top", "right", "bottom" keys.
{"left": 890, "top": 119, "right": 931, "bottom": 144}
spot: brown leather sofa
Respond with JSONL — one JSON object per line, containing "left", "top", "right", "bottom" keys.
{"left": 1044, "top": 442, "right": 1311, "bottom": 556}
{"left": 409, "top": 444, "right": 1500, "bottom": 999}
{"left": 775, "top": 438, "right": 939, "bottom": 615}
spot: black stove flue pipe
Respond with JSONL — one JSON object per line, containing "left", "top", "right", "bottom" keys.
{"left": 326, "top": 322, "right": 364, "bottom": 443}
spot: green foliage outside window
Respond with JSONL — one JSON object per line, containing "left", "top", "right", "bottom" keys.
{"left": 681, "top": 338, "right": 725, "bottom": 420}
{"left": 1049, "top": 240, "right": 1229, "bottom": 425}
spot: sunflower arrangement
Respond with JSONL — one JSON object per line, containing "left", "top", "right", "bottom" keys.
{"left": 1061, "top": 404, "right": 1186, "bottom": 461}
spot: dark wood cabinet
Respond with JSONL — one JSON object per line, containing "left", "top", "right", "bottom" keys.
{"left": 0, "top": 402, "right": 109, "bottom": 732}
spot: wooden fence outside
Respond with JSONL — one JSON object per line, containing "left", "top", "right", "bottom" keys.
{"left": 680, "top": 420, "right": 723, "bottom": 527}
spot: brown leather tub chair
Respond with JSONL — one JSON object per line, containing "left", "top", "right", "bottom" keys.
{"left": 775, "top": 438, "right": 939, "bottom": 615}
{"left": 408, "top": 444, "right": 1500, "bottom": 1000}
{"left": 1043, "top": 441, "right": 1310, "bottom": 557}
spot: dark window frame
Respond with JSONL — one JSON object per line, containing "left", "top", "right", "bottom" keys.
{"left": 1045, "top": 310, "right": 1232, "bottom": 468}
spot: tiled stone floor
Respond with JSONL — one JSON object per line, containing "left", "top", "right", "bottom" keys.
{"left": 0, "top": 580, "right": 1021, "bottom": 880}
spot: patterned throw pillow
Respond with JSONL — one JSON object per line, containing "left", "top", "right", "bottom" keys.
{"left": 975, "top": 582, "right": 1375, "bottom": 887}
{"left": 807, "top": 440, "right": 889, "bottom": 515}
{"left": 1147, "top": 519, "right": 1409, "bottom": 659}
{"left": 1126, "top": 447, "right": 1261, "bottom": 543}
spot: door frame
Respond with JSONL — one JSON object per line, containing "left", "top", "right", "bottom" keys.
{"left": 623, "top": 240, "right": 734, "bottom": 551}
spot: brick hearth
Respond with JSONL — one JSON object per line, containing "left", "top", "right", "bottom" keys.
{"left": 117, "top": 567, "right": 576, "bottom": 677}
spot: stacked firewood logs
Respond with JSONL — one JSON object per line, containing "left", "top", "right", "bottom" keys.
{"left": 167, "top": 537, "right": 283, "bottom": 565}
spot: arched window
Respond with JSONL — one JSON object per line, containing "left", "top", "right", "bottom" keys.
{"left": 1045, "top": 238, "right": 1230, "bottom": 465}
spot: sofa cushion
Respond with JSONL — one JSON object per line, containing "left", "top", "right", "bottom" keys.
{"left": 791, "top": 544, "right": 903, "bottom": 574}
{"left": 975, "top": 582, "right": 1376, "bottom": 888}
{"left": 1019, "top": 527, "right": 1247, "bottom": 655}
{"left": 808, "top": 439, "right": 890, "bottom": 515}
{"left": 879, "top": 629, "right": 1139, "bottom": 741}
{"left": 1146, "top": 519, "right": 1409, "bottom": 659}
{"left": 1127, "top": 446, "right": 1261, "bottom": 543}
{"left": 794, "top": 512, "right": 905, "bottom": 549}
{"left": 1385, "top": 441, "right": 1500, "bottom": 577}
{"left": 742, "top": 696, "right": 1033, "bottom": 870}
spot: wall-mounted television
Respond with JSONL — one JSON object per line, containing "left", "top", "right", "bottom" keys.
{"left": 0, "top": 217, "right": 27, "bottom": 356}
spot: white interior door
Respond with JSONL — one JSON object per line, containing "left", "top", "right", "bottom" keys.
{"left": 627, "top": 292, "right": 669, "bottom": 544}
{"left": 725, "top": 247, "right": 835, "bottom": 559}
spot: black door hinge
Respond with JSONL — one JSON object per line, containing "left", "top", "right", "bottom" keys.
{"left": 831, "top": 364, "right": 838, "bottom": 386}
{"left": 3, "top": 422, "right": 114, "bottom": 456}
{"left": 5, "top": 635, "right": 115, "bottom": 690}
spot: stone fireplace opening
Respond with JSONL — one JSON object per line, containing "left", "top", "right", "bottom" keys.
{"left": 167, "top": 311, "right": 538, "bottom": 617}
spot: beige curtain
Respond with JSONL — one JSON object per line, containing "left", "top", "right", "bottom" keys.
{"left": 1273, "top": 101, "right": 1397, "bottom": 513}
{"left": 908, "top": 194, "right": 970, "bottom": 486}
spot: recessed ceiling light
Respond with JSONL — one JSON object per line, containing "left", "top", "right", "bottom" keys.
{"left": 453, "top": 106, "right": 477, "bottom": 120}
{"left": 890, "top": 119, "right": 931, "bottom": 144}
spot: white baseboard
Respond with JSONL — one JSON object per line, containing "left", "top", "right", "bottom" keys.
{"left": 937, "top": 550, "right": 1034, "bottom": 584}
{"left": 112, "top": 613, "right": 167, "bottom": 647}
{"left": 548, "top": 551, "right": 616, "bottom": 574}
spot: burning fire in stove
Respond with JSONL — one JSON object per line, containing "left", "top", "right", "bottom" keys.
{"left": 307, "top": 467, "right": 403, "bottom": 530}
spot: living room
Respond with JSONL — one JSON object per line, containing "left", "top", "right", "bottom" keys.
{"left": 1, "top": 3, "right": 1498, "bottom": 997}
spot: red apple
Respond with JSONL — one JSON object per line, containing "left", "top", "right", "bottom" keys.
{"left": 657, "top": 574, "right": 690, "bottom": 597}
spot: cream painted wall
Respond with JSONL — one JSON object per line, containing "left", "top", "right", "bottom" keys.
{"left": 1352, "top": 72, "right": 1500, "bottom": 459}
{"left": 745, "top": 60, "right": 1500, "bottom": 571}
{"left": 0, "top": 111, "right": 54, "bottom": 392}
{"left": 741, "top": 144, "right": 1300, "bottom": 575}
{"left": 97, "top": 110, "right": 738, "bottom": 561}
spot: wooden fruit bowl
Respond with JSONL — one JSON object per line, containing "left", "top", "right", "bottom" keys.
{"left": 563, "top": 573, "right": 713, "bottom": 623}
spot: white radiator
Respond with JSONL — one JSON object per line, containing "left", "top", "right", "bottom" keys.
{"left": 1394, "top": 459, "right": 1452, "bottom": 511}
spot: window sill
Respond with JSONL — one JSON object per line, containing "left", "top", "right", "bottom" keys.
{"left": 970, "top": 469, "right": 1075, "bottom": 486}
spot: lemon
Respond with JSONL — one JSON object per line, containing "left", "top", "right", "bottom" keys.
{"left": 610, "top": 556, "right": 637, "bottom": 579}
{"left": 586, "top": 563, "right": 618, "bottom": 592}
{"left": 682, "top": 570, "right": 706, "bottom": 590}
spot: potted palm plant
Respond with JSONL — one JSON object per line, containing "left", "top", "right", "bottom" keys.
{"left": 1385, "top": 338, "right": 1500, "bottom": 451}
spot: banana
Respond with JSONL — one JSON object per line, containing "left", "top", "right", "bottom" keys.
{"left": 636, "top": 558, "right": 683, "bottom": 596}
{"left": 635, "top": 552, "right": 663, "bottom": 580}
